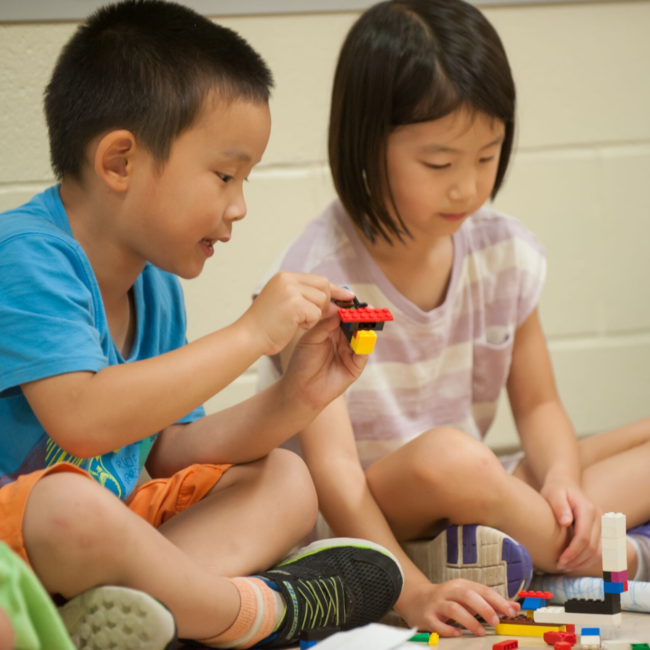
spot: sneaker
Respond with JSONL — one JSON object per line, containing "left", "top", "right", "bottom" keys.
{"left": 254, "top": 538, "right": 404, "bottom": 647}
{"left": 402, "top": 524, "right": 533, "bottom": 600}
{"left": 58, "top": 586, "right": 177, "bottom": 650}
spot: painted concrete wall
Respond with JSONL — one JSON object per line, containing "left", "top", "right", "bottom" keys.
{"left": 1, "top": 2, "right": 649, "bottom": 451}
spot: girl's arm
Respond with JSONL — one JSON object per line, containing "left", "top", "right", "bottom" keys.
{"left": 293, "top": 392, "right": 517, "bottom": 636}
{"left": 507, "top": 308, "right": 600, "bottom": 572}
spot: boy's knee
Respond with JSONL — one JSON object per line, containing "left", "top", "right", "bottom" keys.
{"left": 265, "top": 449, "right": 318, "bottom": 531}
{"left": 24, "top": 473, "right": 125, "bottom": 564}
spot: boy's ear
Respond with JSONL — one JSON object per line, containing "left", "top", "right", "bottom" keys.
{"left": 94, "top": 130, "right": 138, "bottom": 192}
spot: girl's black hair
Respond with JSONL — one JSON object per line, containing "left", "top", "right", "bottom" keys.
{"left": 45, "top": 0, "right": 273, "bottom": 181}
{"left": 329, "top": 0, "right": 516, "bottom": 243}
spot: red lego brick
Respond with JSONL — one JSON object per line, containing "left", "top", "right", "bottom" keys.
{"left": 555, "top": 643, "right": 572, "bottom": 650}
{"left": 338, "top": 308, "right": 394, "bottom": 323}
{"left": 544, "top": 631, "right": 577, "bottom": 646}
{"left": 519, "top": 591, "right": 553, "bottom": 600}
{"left": 493, "top": 641, "right": 518, "bottom": 650}
{"left": 565, "top": 625, "right": 575, "bottom": 633}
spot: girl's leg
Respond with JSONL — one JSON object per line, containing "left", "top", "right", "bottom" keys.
{"left": 23, "top": 449, "right": 318, "bottom": 641}
{"left": 365, "top": 427, "right": 571, "bottom": 574}
{"left": 515, "top": 416, "right": 650, "bottom": 526}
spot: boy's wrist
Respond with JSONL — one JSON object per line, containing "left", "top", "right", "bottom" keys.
{"left": 277, "top": 375, "right": 322, "bottom": 425}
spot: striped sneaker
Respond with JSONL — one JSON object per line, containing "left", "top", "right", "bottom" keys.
{"left": 58, "top": 586, "right": 177, "bottom": 650}
{"left": 402, "top": 524, "right": 533, "bottom": 599}
{"left": 254, "top": 538, "right": 404, "bottom": 647}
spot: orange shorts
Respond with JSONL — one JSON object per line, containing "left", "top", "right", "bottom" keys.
{"left": 0, "top": 461, "right": 232, "bottom": 568}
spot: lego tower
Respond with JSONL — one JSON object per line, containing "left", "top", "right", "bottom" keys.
{"left": 534, "top": 513, "right": 626, "bottom": 626}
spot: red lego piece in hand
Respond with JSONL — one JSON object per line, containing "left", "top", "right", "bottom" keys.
{"left": 493, "top": 641, "right": 518, "bottom": 650}
{"left": 338, "top": 308, "right": 394, "bottom": 323}
{"left": 519, "top": 590, "right": 553, "bottom": 599}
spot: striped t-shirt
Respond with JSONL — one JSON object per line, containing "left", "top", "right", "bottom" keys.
{"left": 257, "top": 199, "right": 546, "bottom": 469}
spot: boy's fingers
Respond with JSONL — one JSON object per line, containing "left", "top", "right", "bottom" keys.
{"left": 426, "top": 617, "right": 462, "bottom": 638}
{"left": 329, "top": 282, "right": 355, "bottom": 302}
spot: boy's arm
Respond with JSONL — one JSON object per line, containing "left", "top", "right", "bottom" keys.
{"left": 22, "top": 319, "right": 264, "bottom": 459}
{"left": 507, "top": 307, "right": 599, "bottom": 571}
{"left": 22, "top": 272, "right": 353, "bottom": 459}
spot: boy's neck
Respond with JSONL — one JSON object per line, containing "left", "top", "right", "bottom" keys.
{"left": 59, "top": 179, "right": 146, "bottom": 306}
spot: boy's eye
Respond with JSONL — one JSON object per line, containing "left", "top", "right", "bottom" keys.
{"left": 216, "top": 172, "right": 233, "bottom": 183}
{"left": 424, "top": 163, "right": 451, "bottom": 170}
{"left": 479, "top": 156, "right": 496, "bottom": 163}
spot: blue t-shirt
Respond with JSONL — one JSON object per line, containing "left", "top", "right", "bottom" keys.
{"left": 0, "top": 186, "right": 205, "bottom": 500}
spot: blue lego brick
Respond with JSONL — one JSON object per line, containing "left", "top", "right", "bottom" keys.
{"left": 521, "top": 597, "right": 542, "bottom": 610}
{"left": 581, "top": 627, "right": 600, "bottom": 635}
{"left": 604, "top": 581, "right": 625, "bottom": 594}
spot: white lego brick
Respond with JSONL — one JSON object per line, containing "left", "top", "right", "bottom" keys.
{"left": 603, "top": 547, "right": 628, "bottom": 572}
{"left": 582, "top": 644, "right": 600, "bottom": 650}
{"left": 534, "top": 607, "right": 622, "bottom": 627}
{"left": 581, "top": 635, "right": 601, "bottom": 644}
{"left": 602, "top": 526, "right": 626, "bottom": 540}
{"left": 601, "top": 641, "right": 641, "bottom": 650}
{"left": 602, "top": 513, "right": 626, "bottom": 536}
{"left": 602, "top": 537, "right": 627, "bottom": 550}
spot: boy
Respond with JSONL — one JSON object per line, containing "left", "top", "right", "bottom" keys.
{"left": 0, "top": 2, "right": 403, "bottom": 648}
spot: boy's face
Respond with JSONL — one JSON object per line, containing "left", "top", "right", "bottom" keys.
{"left": 125, "top": 96, "right": 271, "bottom": 279}
{"left": 385, "top": 107, "right": 504, "bottom": 240}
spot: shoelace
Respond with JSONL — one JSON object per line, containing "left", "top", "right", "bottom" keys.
{"left": 294, "top": 575, "right": 346, "bottom": 632}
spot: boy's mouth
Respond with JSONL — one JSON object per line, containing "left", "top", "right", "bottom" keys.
{"left": 200, "top": 238, "right": 215, "bottom": 257}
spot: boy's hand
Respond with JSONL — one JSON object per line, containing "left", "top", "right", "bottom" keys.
{"left": 243, "top": 272, "right": 355, "bottom": 357}
{"left": 398, "top": 580, "right": 520, "bottom": 637}
{"left": 542, "top": 481, "right": 602, "bottom": 573}
{"left": 281, "top": 314, "right": 368, "bottom": 412}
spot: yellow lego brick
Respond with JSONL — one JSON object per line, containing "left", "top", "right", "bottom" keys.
{"left": 350, "top": 330, "right": 377, "bottom": 354}
{"left": 428, "top": 632, "right": 439, "bottom": 645}
{"left": 495, "top": 623, "right": 566, "bottom": 637}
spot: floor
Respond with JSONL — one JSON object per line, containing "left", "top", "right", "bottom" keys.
{"left": 175, "top": 612, "right": 650, "bottom": 648}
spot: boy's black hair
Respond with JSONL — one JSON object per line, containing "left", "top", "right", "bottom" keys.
{"left": 45, "top": 0, "right": 274, "bottom": 181}
{"left": 329, "top": 0, "right": 516, "bottom": 244}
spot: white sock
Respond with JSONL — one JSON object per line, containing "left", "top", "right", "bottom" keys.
{"left": 627, "top": 534, "right": 649, "bottom": 582}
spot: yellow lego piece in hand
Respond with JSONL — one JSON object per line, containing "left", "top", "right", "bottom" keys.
{"left": 428, "top": 632, "right": 439, "bottom": 645}
{"left": 350, "top": 330, "right": 377, "bottom": 354}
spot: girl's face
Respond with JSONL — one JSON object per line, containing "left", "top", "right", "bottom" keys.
{"left": 385, "top": 107, "right": 505, "bottom": 240}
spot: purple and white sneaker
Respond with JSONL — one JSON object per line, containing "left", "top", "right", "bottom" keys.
{"left": 402, "top": 524, "right": 533, "bottom": 600}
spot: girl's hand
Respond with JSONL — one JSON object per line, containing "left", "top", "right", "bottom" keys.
{"left": 541, "top": 481, "right": 602, "bottom": 573}
{"left": 280, "top": 313, "right": 368, "bottom": 412}
{"left": 397, "top": 580, "right": 520, "bottom": 637}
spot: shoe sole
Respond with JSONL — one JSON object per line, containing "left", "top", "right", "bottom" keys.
{"left": 402, "top": 525, "right": 533, "bottom": 599}
{"left": 59, "top": 586, "right": 177, "bottom": 650}
{"left": 278, "top": 537, "right": 405, "bottom": 582}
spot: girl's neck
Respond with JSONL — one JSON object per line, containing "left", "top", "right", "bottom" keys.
{"left": 355, "top": 224, "right": 455, "bottom": 313}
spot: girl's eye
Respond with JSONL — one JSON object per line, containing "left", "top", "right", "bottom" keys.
{"left": 479, "top": 156, "right": 496, "bottom": 163}
{"left": 216, "top": 173, "right": 233, "bottom": 183}
{"left": 425, "top": 163, "right": 451, "bottom": 170}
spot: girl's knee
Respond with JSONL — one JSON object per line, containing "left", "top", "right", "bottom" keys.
{"left": 411, "top": 427, "right": 505, "bottom": 489}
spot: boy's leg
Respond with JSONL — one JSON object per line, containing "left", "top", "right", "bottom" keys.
{"left": 23, "top": 471, "right": 241, "bottom": 641}
{"left": 366, "top": 427, "right": 572, "bottom": 575}
{"left": 156, "top": 448, "right": 318, "bottom": 576}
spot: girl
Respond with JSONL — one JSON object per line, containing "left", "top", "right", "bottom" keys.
{"left": 257, "top": 0, "right": 650, "bottom": 637}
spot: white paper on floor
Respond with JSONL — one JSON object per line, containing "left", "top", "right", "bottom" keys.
{"left": 314, "top": 623, "right": 417, "bottom": 650}
{"left": 531, "top": 576, "right": 650, "bottom": 613}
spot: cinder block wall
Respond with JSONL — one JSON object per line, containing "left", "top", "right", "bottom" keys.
{"left": 1, "top": 2, "right": 649, "bottom": 451}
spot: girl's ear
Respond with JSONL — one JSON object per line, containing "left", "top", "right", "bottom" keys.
{"left": 94, "top": 130, "right": 137, "bottom": 192}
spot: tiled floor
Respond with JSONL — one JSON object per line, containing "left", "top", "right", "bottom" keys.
{"left": 176, "top": 612, "right": 650, "bottom": 648}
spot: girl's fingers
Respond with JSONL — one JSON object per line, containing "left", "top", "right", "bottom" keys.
{"left": 442, "top": 601, "right": 486, "bottom": 636}
{"left": 425, "top": 616, "right": 463, "bottom": 638}
{"left": 460, "top": 591, "right": 500, "bottom": 628}
{"left": 479, "top": 586, "right": 520, "bottom": 618}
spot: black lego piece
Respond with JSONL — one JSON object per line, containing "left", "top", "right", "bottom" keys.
{"left": 565, "top": 592, "right": 621, "bottom": 615}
